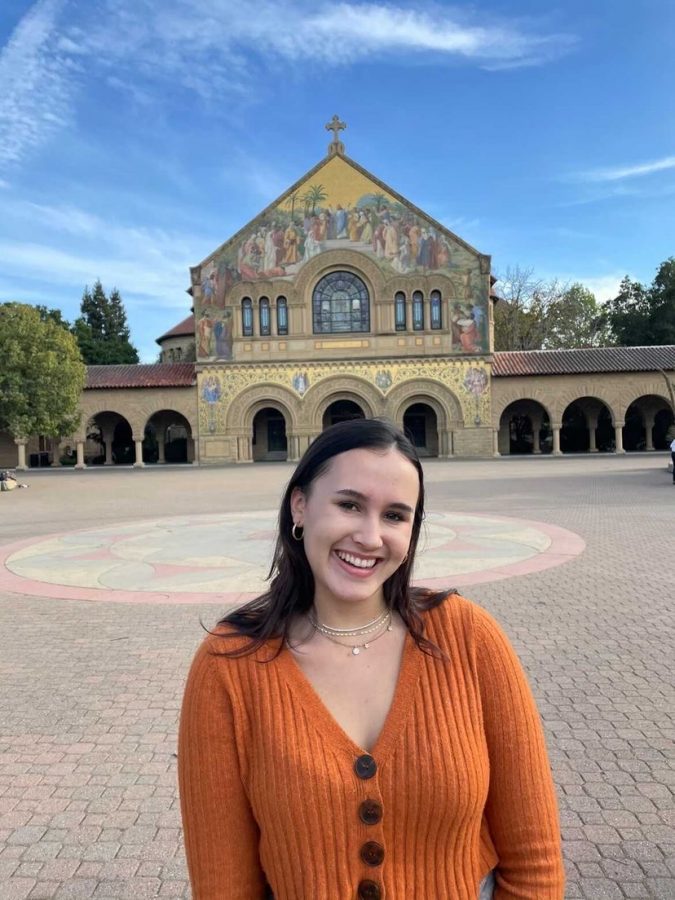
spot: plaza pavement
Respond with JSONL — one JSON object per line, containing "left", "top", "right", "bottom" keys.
{"left": 0, "top": 454, "right": 673, "bottom": 899}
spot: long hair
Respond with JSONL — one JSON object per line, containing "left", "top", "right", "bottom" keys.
{"left": 215, "top": 418, "right": 449, "bottom": 657}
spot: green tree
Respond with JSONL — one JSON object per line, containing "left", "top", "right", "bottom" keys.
{"left": 0, "top": 303, "right": 85, "bottom": 440}
{"left": 602, "top": 259, "right": 675, "bottom": 346}
{"left": 34, "top": 305, "right": 71, "bottom": 330}
{"left": 544, "top": 283, "right": 612, "bottom": 349}
{"left": 72, "top": 279, "right": 139, "bottom": 364}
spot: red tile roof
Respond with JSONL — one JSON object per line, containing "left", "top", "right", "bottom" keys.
{"left": 492, "top": 346, "right": 675, "bottom": 377}
{"left": 85, "top": 363, "right": 196, "bottom": 390}
{"left": 156, "top": 314, "right": 194, "bottom": 344}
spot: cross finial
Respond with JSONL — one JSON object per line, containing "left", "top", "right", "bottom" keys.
{"left": 325, "top": 114, "right": 346, "bottom": 156}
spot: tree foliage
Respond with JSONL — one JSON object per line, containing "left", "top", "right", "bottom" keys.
{"left": 493, "top": 267, "right": 611, "bottom": 351}
{"left": 0, "top": 303, "right": 86, "bottom": 440}
{"left": 601, "top": 258, "right": 675, "bottom": 346}
{"left": 72, "top": 280, "right": 139, "bottom": 364}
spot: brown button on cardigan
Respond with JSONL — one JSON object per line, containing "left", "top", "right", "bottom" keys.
{"left": 178, "top": 594, "right": 565, "bottom": 898}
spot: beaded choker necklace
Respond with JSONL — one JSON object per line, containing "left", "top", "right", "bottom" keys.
{"left": 308, "top": 609, "right": 393, "bottom": 656}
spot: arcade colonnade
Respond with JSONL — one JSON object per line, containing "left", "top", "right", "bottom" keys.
{"left": 491, "top": 368, "right": 674, "bottom": 457}
{"left": 2, "top": 357, "right": 674, "bottom": 469}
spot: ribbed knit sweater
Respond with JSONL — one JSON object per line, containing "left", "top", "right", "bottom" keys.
{"left": 178, "top": 594, "right": 565, "bottom": 899}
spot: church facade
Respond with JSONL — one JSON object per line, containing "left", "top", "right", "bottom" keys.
{"left": 2, "top": 124, "right": 674, "bottom": 469}
{"left": 190, "top": 123, "right": 494, "bottom": 464}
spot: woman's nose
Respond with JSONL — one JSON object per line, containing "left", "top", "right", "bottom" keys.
{"left": 354, "top": 516, "right": 383, "bottom": 548}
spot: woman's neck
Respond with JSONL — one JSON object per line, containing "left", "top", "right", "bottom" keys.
{"left": 311, "top": 594, "right": 387, "bottom": 630}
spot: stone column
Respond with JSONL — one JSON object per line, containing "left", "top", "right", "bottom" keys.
{"left": 75, "top": 441, "right": 86, "bottom": 469}
{"left": 552, "top": 424, "right": 562, "bottom": 455}
{"left": 614, "top": 423, "right": 625, "bottom": 453}
{"left": 644, "top": 414, "right": 654, "bottom": 451}
{"left": 438, "top": 429, "right": 451, "bottom": 458}
{"left": 133, "top": 436, "right": 145, "bottom": 467}
{"left": 531, "top": 418, "right": 542, "bottom": 454}
{"left": 287, "top": 434, "right": 300, "bottom": 462}
{"left": 157, "top": 436, "right": 166, "bottom": 464}
{"left": 15, "top": 439, "right": 28, "bottom": 471}
{"left": 187, "top": 437, "right": 197, "bottom": 464}
{"left": 588, "top": 416, "right": 598, "bottom": 452}
{"left": 492, "top": 429, "right": 500, "bottom": 457}
{"left": 102, "top": 427, "right": 114, "bottom": 465}
{"left": 236, "top": 434, "right": 252, "bottom": 462}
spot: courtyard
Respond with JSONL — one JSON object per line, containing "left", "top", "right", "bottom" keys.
{"left": 1, "top": 454, "right": 674, "bottom": 899}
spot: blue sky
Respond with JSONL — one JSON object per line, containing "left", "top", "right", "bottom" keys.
{"left": 1, "top": 0, "right": 673, "bottom": 362}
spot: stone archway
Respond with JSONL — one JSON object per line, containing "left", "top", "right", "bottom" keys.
{"left": 624, "top": 394, "right": 674, "bottom": 451}
{"left": 144, "top": 410, "right": 194, "bottom": 464}
{"left": 561, "top": 397, "right": 615, "bottom": 453}
{"left": 86, "top": 411, "right": 135, "bottom": 465}
{"left": 498, "top": 400, "right": 552, "bottom": 456}
{"left": 403, "top": 403, "right": 439, "bottom": 457}
{"left": 252, "top": 407, "right": 289, "bottom": 461}
{"left": 322, "top": 399, "right": 365, "bottom": 429}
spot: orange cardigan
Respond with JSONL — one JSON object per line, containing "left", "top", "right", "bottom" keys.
{"left": 178, "top": 595, "right": 565, "bottom": 899}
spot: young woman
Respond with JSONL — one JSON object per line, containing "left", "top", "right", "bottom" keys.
{"left": 179, "top": 419, "right": 565, "bottom": 899}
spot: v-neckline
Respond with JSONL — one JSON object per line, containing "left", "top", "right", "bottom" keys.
{"left": 278, "top": 629, "right": 423, "bottom": 761}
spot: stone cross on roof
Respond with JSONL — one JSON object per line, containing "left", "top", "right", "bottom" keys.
{"left": 325, "top": 115, "right": 346, "bottom": 156}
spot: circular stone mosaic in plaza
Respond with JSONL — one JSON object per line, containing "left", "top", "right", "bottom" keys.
{"left": 0, "top": 511, "right": 585, "bottom": 605}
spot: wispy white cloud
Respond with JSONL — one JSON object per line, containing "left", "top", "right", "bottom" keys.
{"left": 0, "top": 0, "right": 576, "bottom": 170}
{"left": 0, "top": 198, "right": 212, "bottom": 306}
{"left": 571, "top": 154, "right": 675, "bottom": 183}
{"left": 0, "top": 0, "right": 78, "bottom": 168}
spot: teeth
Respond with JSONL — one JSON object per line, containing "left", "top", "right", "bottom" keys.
{"left": 337, "top": 551, "right": 377, "bottom": 569}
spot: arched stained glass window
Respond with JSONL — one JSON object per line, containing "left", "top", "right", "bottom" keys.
{"left": 430, "top": 290, "right": 442, "bottom": 329}
{"left": 259, "top": 297, "right": 270, "bottom": 336}
{"left": 242, "top": 297, "right": 253, "bottom": 336}
{"left": 312, "top": 271, "right": 370, "bottom": 334}
{"left": 412, "top": 291, "right": 424, "bottom": 331}
{"left": 276, "top": 296, "right": 288, "bottom": 335}
{"left": 395, "top": 291, "right": 406, "bottom": 331}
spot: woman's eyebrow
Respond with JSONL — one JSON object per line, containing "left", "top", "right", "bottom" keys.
{"left": 334, "top": 488, "right": 414, "bottom": 515}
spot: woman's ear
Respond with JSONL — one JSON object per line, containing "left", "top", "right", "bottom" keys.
{"left": 290, "top": 487, "right": 306, "bottom": 524}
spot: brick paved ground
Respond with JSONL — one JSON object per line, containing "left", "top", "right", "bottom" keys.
{"left": 1, "top": 455, "right": 673, "bottom": 899}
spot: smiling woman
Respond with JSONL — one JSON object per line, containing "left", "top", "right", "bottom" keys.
{"left": 178, "top": 419, "right": 565, "bottom": 900}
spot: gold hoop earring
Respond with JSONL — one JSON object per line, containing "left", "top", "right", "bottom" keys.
{"left": 292, "top": 524, "right": 304, "bottom": 541}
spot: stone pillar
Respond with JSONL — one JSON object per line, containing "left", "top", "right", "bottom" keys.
{"left": 15, "top": 439, "right": 28, "bottom": 471}
{"left": 236, "top": 434, "right": 252, "bottom": 462}
{"left": 133, "top": 437, "right": 145, "bottom": 467}
{"left": 187, "top": 437, "right": 197, "bottom": 464}
{"left": 552, "top": 424, "right": 562, "bottom": 456}
{"left": 531, "top": 418, "right": 542, "bottom": 454}
{"left": 101, "top": 427, "right": 114, "bottom": 465}
{"left": 287, "top": 434, "right": 300, "bottom": 462}
{"left": 644, "top": 414, "right": 654, "bottom": 451}
{"left": 588, "top": 416, "right": 598, "bottom": 453}
{"left": 614, "top": 424, "right": 625, "bottom": 453}
{"left": 438, "top": 429, "right": 452, "bottom": 458}
{"left": 492, "top": 429, "right": 500, "bottom": 457}
{"left": 157, "top": 436, "right": 166, "bottom": 464}
{"left": 75, "top": 441, "right": 86, "bottom": 469}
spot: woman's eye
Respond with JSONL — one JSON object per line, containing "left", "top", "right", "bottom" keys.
{"left": 385, "top": 511, "right": 405, "bottom": 522}
{"left": 338, "top": 501, "right": 359, "bottom": 511}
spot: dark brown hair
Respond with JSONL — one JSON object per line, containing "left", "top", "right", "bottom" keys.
{"left": 215, "top": 417, "right": 449, "bottom": 657}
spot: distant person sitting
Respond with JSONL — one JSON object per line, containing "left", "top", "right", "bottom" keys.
{"left": 0, "top": 471, "right": 28, "bottom": 491}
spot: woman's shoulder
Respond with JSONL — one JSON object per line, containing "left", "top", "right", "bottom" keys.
{"left": 192, "top": 622, "right": 282, "bottom": 676}
{"left": 421, "top": 591, "right": 504, "bottom": 650}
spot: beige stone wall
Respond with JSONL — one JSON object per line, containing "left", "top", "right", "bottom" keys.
{"left": 73, "top": 385, "right": 198, "bottom": 442}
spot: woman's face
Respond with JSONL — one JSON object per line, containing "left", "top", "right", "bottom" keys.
{"left": 290, "top": 447, "right": 420, "bottom": 613}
